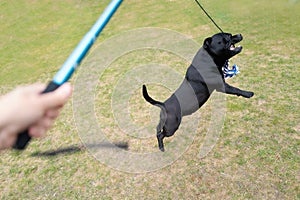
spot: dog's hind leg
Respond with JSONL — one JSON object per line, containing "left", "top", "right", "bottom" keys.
{"left": 156, "top": 118, "right": 180, "bottom": 152}
{"left": 156, "top": 110, "right": 167, "bottom": 152}
{"left": 157, "top": 130, "right": 165, "bottom": 152}
{"left": 156, "top": 120, "right": 165, "bottom": 152}
{"left": 157, "top": 125, "right": 180, "bottom": 152}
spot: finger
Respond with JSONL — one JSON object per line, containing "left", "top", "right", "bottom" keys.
{"left": 45, "top": 109, "right": 60, "bottom": 119}
{"left": 37, "top": 116, "right": 54, "bottom": 129}
{"left": 29, "top": 125, "right": 47, "bottom": 138}
{"left": 40, "top": 83, "right": 72, "bottom": 109}
{"left": 0, "top": 131, "right": 17, "bottom": 150}
{"left": 29, "top": 114, "right": 57, "bottom": 138}
{"left": 21, "top": 83, "right": 46, "bottom": 94}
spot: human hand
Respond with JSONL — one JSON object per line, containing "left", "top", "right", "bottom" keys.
{"left": 0, "top": 83, "right": 72, "bottom": 150}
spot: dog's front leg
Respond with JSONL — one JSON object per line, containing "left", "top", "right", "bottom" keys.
{"left": 217, "top": 82, "right": 254, "bottom": 98}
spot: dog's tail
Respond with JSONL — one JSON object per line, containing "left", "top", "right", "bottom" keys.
{"left": 143, "top": 85, "right": 168, "bottom": 134}
{"left": 142, "top": 85, "right": 165, "bottom": 108}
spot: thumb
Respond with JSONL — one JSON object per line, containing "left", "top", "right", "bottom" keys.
{"left": 40, "top": 83, "right": 72, "bottom": 109}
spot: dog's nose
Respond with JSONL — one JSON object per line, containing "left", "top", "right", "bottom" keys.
{"left": 238, "top": 34, "right": 243, "bottom": 40}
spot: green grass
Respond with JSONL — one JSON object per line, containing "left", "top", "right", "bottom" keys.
{"left": 1, "top": 0, "right": 300, "bottom": 199}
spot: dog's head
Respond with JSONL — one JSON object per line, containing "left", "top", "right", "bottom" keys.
{"left": 203, "top": 33, "right": 243, "bottom": 61}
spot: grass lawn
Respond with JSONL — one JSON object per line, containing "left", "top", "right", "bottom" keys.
{"left": 0, "top": 0, "right": 299, "bottom": 199}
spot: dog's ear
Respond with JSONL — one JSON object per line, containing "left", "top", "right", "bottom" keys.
{"left": 203, "top": 37, "right": 212, "bottom": 50}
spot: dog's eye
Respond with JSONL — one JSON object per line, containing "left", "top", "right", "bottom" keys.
{"left": 218, "top": 41, "right": 222, "bottom": 44}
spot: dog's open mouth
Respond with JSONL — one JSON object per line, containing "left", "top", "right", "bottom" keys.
{"left": 230, "top": 44, "right": 235, "bottom": 50}
{"left": 230, "top": 44, "right": 242, "bottom": 51}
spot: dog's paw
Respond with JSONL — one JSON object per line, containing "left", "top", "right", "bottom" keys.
{"left": 158, "top": 141, "right": 165, "bottom": 152}
{"left": 159, "top": 146, "right": 165, "bottom": 152}
{"left": 157, "top": 133, "right": 165, "bottom": 152}
{"left": 243, "top": 91, "right": 254, "bottom": 98}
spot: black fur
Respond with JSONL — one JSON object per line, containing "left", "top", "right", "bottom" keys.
{"left": 143, "top": 33, "right": 254, "bottom": 152}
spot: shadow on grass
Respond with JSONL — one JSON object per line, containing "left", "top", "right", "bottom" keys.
{"left": 31, "top": 142, "right": 129, "bottom": 157}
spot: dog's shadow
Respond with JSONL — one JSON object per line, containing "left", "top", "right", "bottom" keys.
{"left": 30, "top": 142, "right": 129, "bottom": 157}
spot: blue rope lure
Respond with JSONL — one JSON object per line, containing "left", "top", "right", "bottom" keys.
{"left": 223, "top": 60, "right": 239, "bottom": 79}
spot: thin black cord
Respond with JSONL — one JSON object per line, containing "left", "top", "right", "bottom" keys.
{"left": 194, "top": 0, "right": 224, "bottom": 33}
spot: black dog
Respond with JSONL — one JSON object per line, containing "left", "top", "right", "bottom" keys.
{"left": 143, "top": 33, "right": 254, "bottom": 152}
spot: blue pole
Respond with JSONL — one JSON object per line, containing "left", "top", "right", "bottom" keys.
{"left": 53, "top": 0, "right": 123, "bottom": 85}
{"left": 14, "top": 0, "right": 123, "bottom": 150}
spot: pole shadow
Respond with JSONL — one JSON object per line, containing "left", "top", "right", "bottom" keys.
{"left": 30, "top": 142, "right": 128, "bottom": 157}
